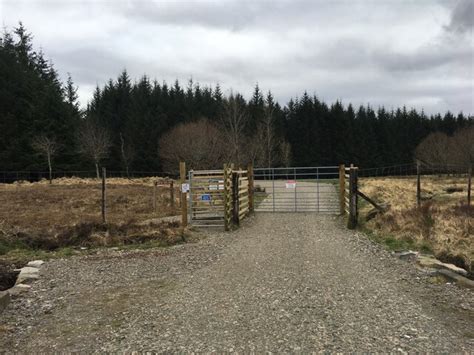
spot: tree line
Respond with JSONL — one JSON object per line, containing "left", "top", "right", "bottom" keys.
{"left": 1, "top": 24, "right": 472, "bottom": 177}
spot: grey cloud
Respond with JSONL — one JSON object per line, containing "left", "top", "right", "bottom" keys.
{"left": 2, "top": 0, "right": 472, "bottom": 115}
{"left": 445, "top": 0, "right": 473, "bottom": 33}
{"left": 375, "top": 45, "right": 471, "bottom": 72}
{"left": 122, "top": 1, "right": 264, "bottom": 31}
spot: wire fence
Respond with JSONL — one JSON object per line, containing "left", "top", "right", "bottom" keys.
{"left": 0, "top": 170, "right": 178, "bottom": 184}
{"left": 357, "top": 162, "right": 470, "bottom": 178}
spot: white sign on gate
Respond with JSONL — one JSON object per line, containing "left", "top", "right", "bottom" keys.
{"left": 181, "top": 183, "right": 190, "bottom": 193}
{"left": 285, "top": 180, "right": 296, "bottom": 189}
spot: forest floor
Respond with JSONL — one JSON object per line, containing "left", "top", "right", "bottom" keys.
{"left": 358, "top": 176, "right": 473, "bottom": 277}
{"left": 0, "top": 213, "right": 472, "bottom": 352}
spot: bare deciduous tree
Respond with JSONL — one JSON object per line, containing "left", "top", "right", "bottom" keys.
{"left": 452, "top": 126, "right": 474, "bottom": 168}
{"left": 220, "top": 93, "right": 248, "bottom": 166}
{"left": 257, "top": 104, "right": 279, "bottom": 168}
{"left": 31, "top": 135, "right": 58, "bottom": 184}
{"left": 415, "top": 132, "right": 452, "bottom": 169}
{"left": 159, "top": 118, "right": 228, "bottom": 173}
{"left": 119, "top": 132, "right": 134, "bottom": 178}
{"left": 279, "top": 140, "right": 292, "bottom": 167}
{"left": 415, "top": 127, "right": 474, "bottom": 171}
{"left": 77, "top": 120, "right": 112, "bottom": 178}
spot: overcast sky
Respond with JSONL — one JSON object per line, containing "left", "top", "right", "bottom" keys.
{"left": 1, "top": 0, "right": 473, "bottom": 114}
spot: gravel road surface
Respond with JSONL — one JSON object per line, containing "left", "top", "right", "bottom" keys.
{"left": 1, "top": 214, "right": 473, "bottom": 352}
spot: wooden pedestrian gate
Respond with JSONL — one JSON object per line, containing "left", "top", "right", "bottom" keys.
{"left": 188, "top": 166, "right": 253, "bottom": 230}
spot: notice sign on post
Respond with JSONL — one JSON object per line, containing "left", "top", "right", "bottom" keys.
{"left": 285, "top": 180, "right": 296, "bottom": 189}
{"left": 181, "top": 183, "right": 190, "bottom": 193}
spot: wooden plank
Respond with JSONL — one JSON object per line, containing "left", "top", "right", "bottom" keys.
{"left": 248, "top": 164, "right": 254, "bottom": 212}
{"left": 239, "top": 206, "right": 249, "bottom": 216}
{"left": 357, "top": 190, "right": 387, "bottom": 212}
{"left": 339, "top": 164, "right": 345, "bottom": 215}
{"left": 180, "top": 161, "right": 187, "bottom": 227}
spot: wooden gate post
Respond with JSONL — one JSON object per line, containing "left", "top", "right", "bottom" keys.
{"left": 101, "top": 167, "right": 107, "bottom": 224}
{"left": 223, "top": 164, "right": 232, "bottom": 231}
{"left": 232, "top": 171, "right": 239, "bottom": 225}
{"left": 179, "top": 161, "right": 187, "bottom": 227}
{"left": 339, "top": 164, "right": 345, "bottom": 215}
{"left": 347, "top": 166, "right": 358, "bottom": 229}
{"left": 248, "top": 164, "right": 254, "bottom": 212}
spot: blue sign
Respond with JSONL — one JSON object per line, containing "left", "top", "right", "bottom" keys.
{"left": 201, "top": 194, "right": 211, "bottom": 201}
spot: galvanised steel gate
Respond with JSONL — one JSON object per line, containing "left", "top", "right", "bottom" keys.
{"left": 253, "top": 167, "right": 340, "bottom": 213}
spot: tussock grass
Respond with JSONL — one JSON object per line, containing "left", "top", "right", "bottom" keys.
{"left": 359, "top": 176, "right": 473, "bottom": 275}
{"left": 0, "top": 178, "right": 184, "bottom": 271}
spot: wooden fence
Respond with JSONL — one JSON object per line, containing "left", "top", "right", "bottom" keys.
{"left": 339, "top": 164, "right": 359, "bottom": 229}
{"left": 180, "top": 162, "right": 254, "bottom": 231}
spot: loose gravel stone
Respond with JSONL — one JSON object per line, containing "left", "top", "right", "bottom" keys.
{"left": 0, "top": 214, "right": 472, "bottom": 352}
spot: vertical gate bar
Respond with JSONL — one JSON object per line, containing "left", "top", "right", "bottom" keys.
{"left": 339, "top": 164, "right": 345, "bottom": 214}
{"left": 179, "top": 161, "right": 187, "bottom": 227}
{"left": 272, "top": 168, "right": 275, "bottom": 212}
{"left": 317, "top": 167, "right": 320, "bottom": 212}
{"left": 188, "top": 170, "right": 193, "bottom": 222}
{"left": 294, "top": 168, "right": 297, "bottom": 212}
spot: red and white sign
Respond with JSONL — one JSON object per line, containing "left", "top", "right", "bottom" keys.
{"left": 285, "top": 180, "right": 296, "bottom": 188}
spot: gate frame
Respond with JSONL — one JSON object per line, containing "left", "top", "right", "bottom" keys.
{"left": 252, "top": 166, "right": 341, "bottom": 214}
{"left": 183, "top": 163, "right": 253, "bottom": 231}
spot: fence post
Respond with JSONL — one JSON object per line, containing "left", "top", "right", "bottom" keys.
{"left": 468, "top": 165, "right": 472, "bottom": 207}
{"left": 347, "top": 166, "right": 358, "bottom": 229}
{"left": 248, "top": 164, "right": 254, "bottom": 212}
{"left": 101, "top": 167, "right": 107, "bottom": 224}
{"left": 232, "top": 171, "right": 239, "bottom": 226}
{"left": 223, "top": 164, "right": 232, "bottom": 231}
{"left": 170, "top": 180, "right": 175, "bottom": 209}
{"left": 339, "top": 164, "right": 345, "bottom": 215}
{"left": 416, "top": 160, "right": 421, "bottom": 208}
{"left": 180, "top": 161, "right": 187, "bottom": 227}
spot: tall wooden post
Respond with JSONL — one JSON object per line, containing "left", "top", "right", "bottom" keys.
{"left": 339, "top": 164, "right": 345, "bottom": 215}
{"left": 180, "top": 162, "right": 187, "bottom": 227}
{"left": 101, "top": 167, "right": 107, "bottom": 224}
{"left": 468, "top": 165, "right": 472, "bottom": 207}
{"left": 170, "top": 180, "right": 175, "bottom": 209}
{"left": 223, "top": 164, "right": 232, "bottom": 231}
{"left": 347, "top": 166, "right": 358, "bottom": 229}
{"left": 416, "top": 160, "right": 421, "bottom": 208}
{"left": 248, "top": 164, "right": 254, "bottom": 212}
{"left": 232, "top": 171, "right": 239, "bottom": 225}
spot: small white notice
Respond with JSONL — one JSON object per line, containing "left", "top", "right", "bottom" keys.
{"left": 285, "top": 180, "right": 296, "bottom": 189}
{"left": 181, "top": 183, "right": 190, "bottom": 193}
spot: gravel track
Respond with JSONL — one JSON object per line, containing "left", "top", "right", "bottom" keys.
{"left": 1, "top": 214, "right": 473, "bottom": 352}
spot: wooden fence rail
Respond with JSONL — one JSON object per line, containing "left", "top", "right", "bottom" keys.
{"left": 181, "top": 162, "right": 254, "bottom": 231}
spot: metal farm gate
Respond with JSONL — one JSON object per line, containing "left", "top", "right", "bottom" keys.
{"left": 253, "top": 167, "right": 340, "bottom": 213}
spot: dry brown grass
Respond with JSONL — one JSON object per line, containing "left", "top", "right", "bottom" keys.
{"left": 0, "top": 177, "right": 178, "bottom": 230}
{"left": 0, "top": 177, "right": 182, "bottom": 255}
{"left": 359, "top": 176, "right": 473, "bottom": 275}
